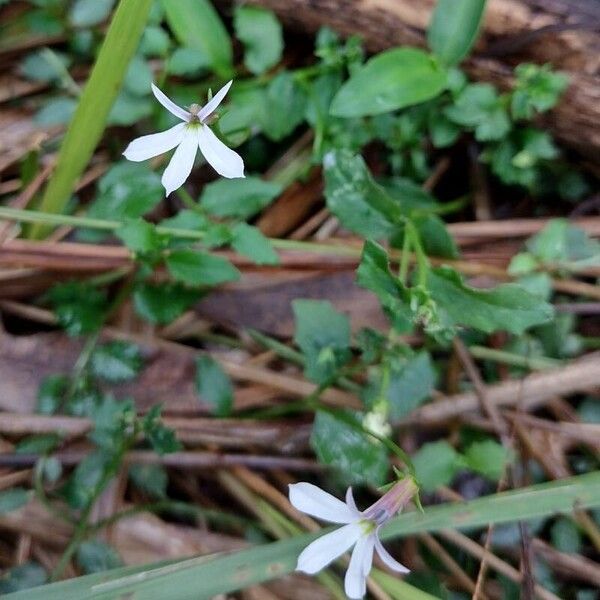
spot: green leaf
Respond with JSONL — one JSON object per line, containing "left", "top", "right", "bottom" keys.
{"left": 324, "top": 150, "right": 403, "bottom": 239}
{"left": 445, "top": 83, "right": 510, "bottom": 141}
{"left": 427, "top": 267, "right": 554, "bottom": 334}
{"left": 133, "top": 282, "right": 202, "bottom": 324}
{"left": 511, "top": 63, "right": 568, "bottom": 120}
{"left": 310, "top": 410, "right": 389, "bottom": 486}
{"left": 142, "top": 406, "right": 181, "bottom": 455}
{"left": 463, "top": 439, "right": 511, "bottom": 481}
{"left": 123, "top": 55, "right": 153, "bottom": 96}
{"left": 115, "top": 218, "right": 161, "bottom": 254}
{"left": 63, "top": 451, "right": 109, "bottom": 510}
{"left": 0, "top": 562, "right": 46, "bottom": 594}
{"left": 550, "top": 517, "right": 581, "bottom": 554}
{"left": 161, "top": 0, "right": 233, "bottom": 77}
{"left": 427, "top": 0, "right": 487, "bottom": 66}
{"left": 107, "top": 92, "right": 153, "bottom": 126}
{"left": 292, "top": 299, "right": 351, "bottom": 384}
{"left": 47, "top": 282, "right": 108, "bottom": 336}
{"left": 140, "top": 26, "right": 171, "bottom": 57}
{"left": 412, "top": 441, "right": 460, "bottom": 492}
{"left": 77, "top": 541, "right": 123, "bottom": 574}
{"left": 87, "top": 162, "right": 164, "bottom": 225}
{"left": 526, "top": 218, "right": 600, "bottom": 265}
{"left": 16, "top": 434, "right": 61, "bottom": 455}
{"left": 37, "top": 374, "right": 69, "bottom": 415}
{"left": 411, "top": 214, "right": 459, "bottom": 259}
{"left": 231, "top": 223, "right": 279, "bottom": 266}
{"left": 195, "top": 356, "right": 233, "bottom": 417}
{"left": 20, "top": 51, "right": 71, "bottom": 83}
{"left": 129, "top": 464, "right": 168, "bottom": 499}
{"left": 0, "top": 488, "right": 30, "bottom": 514}
{"left": 387, "top": 352, "right": 436, "bottom": 420}
{"left": 234, "top": 6, "right": 283, "bottom": 75}
{"left": 34, "top": 97, "right": 78, "bottom": 126}
{"left": 356, "top": 241, "right": 413, "bottom": 332}
{"left": 200, "top": 177, "right": 282, "bottom": 219}
{"left": 32, "top": 0, "right": 154, "bottom": 238}
{"left": 167, "top": 47, "right": 210, "bottom": 77}
{"left": 330, "top": 48, "right": 447, "bottom": 118}
{"left": 166, "top": 250, "right": 241, "bottom": 286}
{"left": 10, "top": 473, "right": 600, "bottom": 600}
{"left": 70, "top": 0, "right": 115, "bottom": 27}
{"left": 261, "top": 72, "right": 307, "bottom": 141}
{"left": 91, "top": 342, "right": 143, "bottom": 383}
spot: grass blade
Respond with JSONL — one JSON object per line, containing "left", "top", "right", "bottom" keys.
{"left": 9, "top": 471, "right": 600, "bottom": 599}
{"left": 30, "top": 0, "right": 153, "bottom": 239}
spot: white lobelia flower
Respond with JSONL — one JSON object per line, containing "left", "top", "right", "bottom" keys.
{"left": 123, "top": 80, "right": 244, "bottom": 196}
{"left": 289, "top": 478, "right": 417, "bottom": 599}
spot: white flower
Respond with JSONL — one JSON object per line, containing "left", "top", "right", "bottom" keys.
{"left": 123, "top": 80, "right": 244, "bottom": 196}
{"left": 289, "top": 479, "right": 416, "bottom": 599}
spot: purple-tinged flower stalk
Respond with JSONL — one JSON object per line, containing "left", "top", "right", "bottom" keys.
{"left": 123, "top": 81, "right": 244, "bottom": 196}
{"left": 289, "top": 477, "right": 418, "bottom": 599}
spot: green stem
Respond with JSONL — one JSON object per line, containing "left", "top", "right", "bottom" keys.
{"left": 468, "top": 345, "right": 561, "bottom": 370}
{"left": 0, "top": 207, "right": 361, "bottom": 257}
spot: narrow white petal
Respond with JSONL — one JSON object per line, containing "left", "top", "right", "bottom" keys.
{"left": 198, "top": 80, "right": 233, "bottom": 122}
{"left": 197, "top": 124, "right": 245, "bottom": 179}
{"left": 151, "top": 83, "right": 191, "bottom": 122}
{"left": 296, "top": 523, "right": 362, "bottom": 575}
{"left": 289, "top": 483, "right": 358, "bottom": 524}
{"left": 123, "top": 123, "right": 187, "bottom": 162}
{"left": 161, "top": 128, "right": 198, "bottom": 196}
{"left": 374, "top": 531, "right": 410, "bottom": 574}
{"left": 344, "top": 534, "right": 375, "bottom": 599}
{"left": 345, "top": 487, "right": 362, "bottom": 518}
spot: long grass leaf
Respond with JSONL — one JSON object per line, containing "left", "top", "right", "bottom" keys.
{"left": 9, "top": 471, "right": 600, "bottom": 599}
{"left": 30, "top": 0, "right": 153, "bottom": 239}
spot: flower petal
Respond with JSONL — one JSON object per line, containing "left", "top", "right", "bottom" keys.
{"left": 198, "top": 80, "right": 233, "bottom": 122}
{"left": 151, "top": 83, "right": 190, "bottom": 122}
{"left": 123, "top": 123, "right": 187, "bottom": 162}
{"left": 344, "top": 533, "right": 375, "bottom": 599}
{"left": 161, "top": 127, "right": 198, "bottom": 196}
{"left": 289, "top": 483, "right": 359, "bottom": 524}
{"left": 197, "top": 124, "right": 245, "bottom": 179}
{"left": 374, "top": 531, "right": 410, "bottom": 574}
{"left": 345, "top": 487, "right": 362, "bottom": 518}
{"left": 296, "top": 523, "right": 362, "bottom": 575}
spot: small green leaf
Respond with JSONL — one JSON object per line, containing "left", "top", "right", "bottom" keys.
{"left": 140, "top": 26, "right": 171, "bottom": 57}
{"left": 231, "top": 223, "right": 279, "bottom": 265}
{"left": 47, "top": 282, "right": 108, "bottom": 336}
{"left": 166, "top": 250, "right": 241, "bottom": 286}
{"left": 123, "top": 55, "right": 153, "bottom": 96}
{"left": 292, "top": 299, "right": 351, "bottom": 384}
{"left": 0, "top": 488, "right": 30, "bottom": 515}
{"left": 77, "top": 540, "right": 123, "bottom": 574}
{"left": 261, "top": 72, "right": 307, "bottom": 141}
{"left": 511, "top": 63, "right": 568, "bottom": 120}
{"left": 16, "top": 434, "right": 61, "bottom": 454}
{"left": 115, "top": 219, "right": 161, "bottom": 254}
{"left": 63, "top": 451, "right": 108, "bottom": 510}
{"left": 412, "top": 214, "right": 459, "bottom": 259}
{"left": 141, "top": 405, "right": 181, "bottom": 455}
{"left": 200, "top": 177, "right": 281, "bottom": 219}
{"left": 133, "top": 282, "right": 202, "bottom": 324}
{"left": 167, "top": 47, "right": 210, "bottom": 77}
{"left": 20, "top": 50, "right": 71, "bottom": 83}
{"left": 310, "top": 410, "right": 388, "bottom": 486}
{"left": 234, "top": 6, "right": 283, "bottom": 75}
{"left": 463, "top": 439, "right": 511, "bottom": 481}
{"left": 162, "top": 0, "right": 233, "bottom": 77}
{"left": 70, "top": 0, "right": 115, "bottom": 27}
{"left": 91, "top": 342, "right": 143, "bottom": 383}
{"left": 0, "top": 562, "right": 46, "bottom": 594}
{"left": 412, "top": 441, "right": 460, "bottom": 492}
{"left": 330, "top": 48, "right": 447, "bottom": 118}
{"left": 324, "top": 150, "right": 402, "bottom": 239}
{"left": 427, "top": 0, "right": 487, "bottom": 66}
{"left": 37, "top": 374, "right": 69, "bottom": 415}
{"left": 195, "top": 356, "right": 233, "bottom": 417}
{"left": 428, "top": 267, "right": 554, "bottom": 334}
{"left": 550, "top": 517, "right": 581, "bottom": 554}
{"left": 129, "top": 464, "right": 168, "bottom": 499}
{"left": 34, "top": 98, "right": 77, "bottom": 126}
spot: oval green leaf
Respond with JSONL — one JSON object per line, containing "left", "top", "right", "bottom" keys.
{"left": 330, "top": 48, "right": 447, "bottom": 118}
{"left": 427, "top": 0, "right": 488, "bottom": 66}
